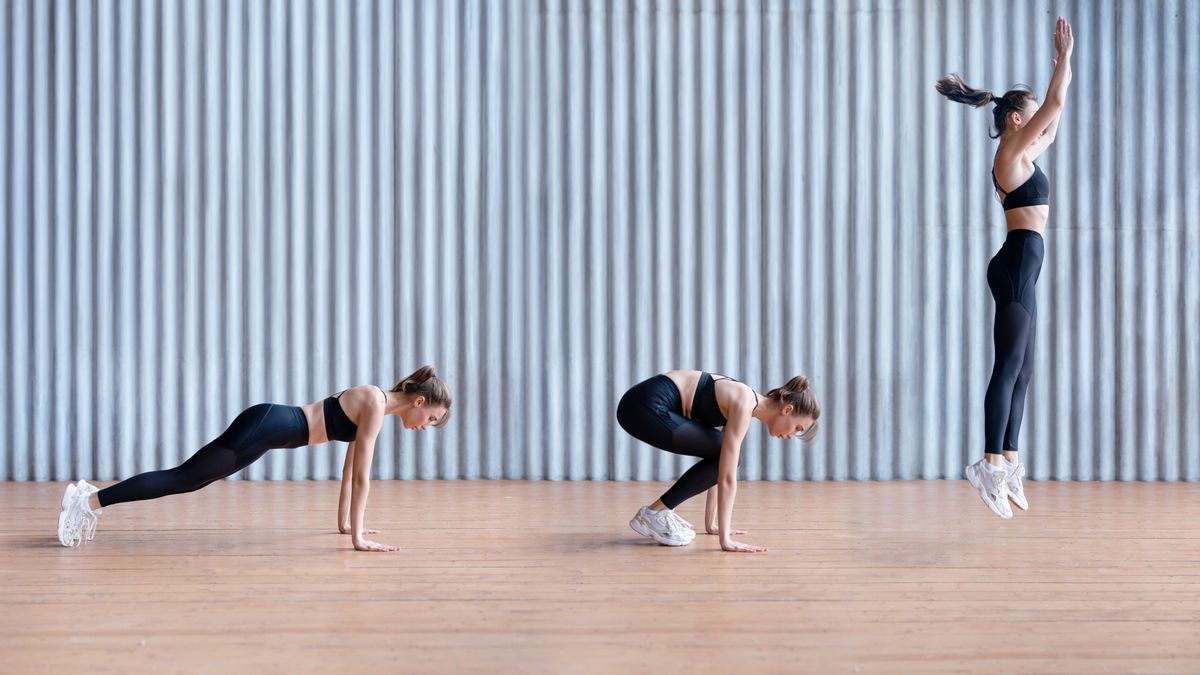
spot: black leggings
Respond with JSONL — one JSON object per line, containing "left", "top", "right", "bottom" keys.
{"left": 616, "top": 375, "right": 730, "bottom": 510}
{"left": 97, "top": 403, "right": 310, "bottom": 507}
{"left": 983, "top": 229, "right": 1044, "bottom": 455}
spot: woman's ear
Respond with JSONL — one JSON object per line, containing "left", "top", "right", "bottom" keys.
{"left": 413, "top": 395, "right": 426, "bottom": 408}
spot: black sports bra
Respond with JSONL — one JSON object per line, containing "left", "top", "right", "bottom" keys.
{"left": 690, "top": 373, "right": 758, "bottom": 428}
{"left": 323, "top": 386, "right": 388, "bottom": 442}
{"left": 992, "top": 162, "right": 1050, "bottom": 211}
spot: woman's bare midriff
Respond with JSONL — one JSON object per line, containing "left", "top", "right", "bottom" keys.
{"left": 1002, "top": 204, "right": 1049, "bottom": 235}
{"left": 298, "top": 401, "right": 329, "bottom": 445}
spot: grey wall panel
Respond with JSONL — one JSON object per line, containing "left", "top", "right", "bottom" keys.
{"left": 1, "top": 0, "right": 1197, "bottom": 481}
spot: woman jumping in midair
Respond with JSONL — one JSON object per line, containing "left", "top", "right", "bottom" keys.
{"left": 937, "top": 16, "right": 1074, "bottom": 518}
{"left": 617, "top": 370, "right": 819, "bottom": 552}
{"left": 57, "top": 365, "right": 452, "bottom": 551}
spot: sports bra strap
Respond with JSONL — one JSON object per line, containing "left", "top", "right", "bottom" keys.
{"left": 334, "top": 386, "right": 389, "bottom": 405}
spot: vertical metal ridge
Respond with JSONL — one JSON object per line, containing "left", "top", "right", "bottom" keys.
{"left": 0, "top": 0, "right": 9, "bottom": 482}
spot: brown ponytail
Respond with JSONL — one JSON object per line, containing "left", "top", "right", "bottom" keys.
{"left": 936, "top": 72, "right": 1036, "bottom": 139}
{"left": 392, "top": 365, "right": 453, "bottom": 427}
{"left": 765, "top": 375, "right": 820, "bottom": 442}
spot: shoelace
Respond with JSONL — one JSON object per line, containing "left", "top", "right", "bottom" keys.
{"left": 990, "top": 468, "right": 1011, "bottom": 499}
{"left": 1006, "top": 463, "right": 1026, "bottom": 494}
{"left": 647, "top": 509, "right": 694, "bottom": 536}
{"left": 652, "top": 511, "right": 679, "bottom": 534}
{"left": 653, "top": 510, "right": 692, "bottom": 535}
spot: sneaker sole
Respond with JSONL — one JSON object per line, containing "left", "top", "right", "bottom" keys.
{"left": 1008, "top": 494, "right": 1029, "bottom": 511}
{"left": 629, "top": 515, "right": 693, "bottom": 546}
{"left": 964, "top": 465, "right": 1013, "bottom": 520}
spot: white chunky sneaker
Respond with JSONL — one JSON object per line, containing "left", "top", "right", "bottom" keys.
{"left": 964, "top": 459, "right": 1013, "bottom": 520}
{"left": 1004, "top": 460, "right": 1029, "bottom": 511}
{"left": 57, "top": 481, "right": 102, "bottom": 547}
{"left": 629, "top": 506, "right": 696, "bottom": 546}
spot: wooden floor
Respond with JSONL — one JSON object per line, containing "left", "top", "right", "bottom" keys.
{"left": 2, "top": 481, "right": 1199, "bottom": 674}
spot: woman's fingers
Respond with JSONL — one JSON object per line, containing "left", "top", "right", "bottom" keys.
{"left": 358, "top": 539, "right": 401, "bottom": 552}
{"left": 723, "top": 540, "right": 768, "bottom": 553}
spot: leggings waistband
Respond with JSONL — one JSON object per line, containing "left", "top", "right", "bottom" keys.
{"left": 289, "top": 405, "right": 310, "bottom": 447}
{"left": 1003, "top": 228, "right": 1044, "bottom": 244}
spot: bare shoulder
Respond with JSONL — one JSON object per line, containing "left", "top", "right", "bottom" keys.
{"left": 993, "top": 144, "right": 1035, "bottom": 185}
{"left": 993, "top": 140, "right": 1021, "bottom": 167}
{"left": 344, "top": 385, "right": 386, "bottom": 413}
{"left": 717, "top": 379, "right": 757, "bottom": 413}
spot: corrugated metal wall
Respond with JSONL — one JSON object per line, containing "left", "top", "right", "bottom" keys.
{"left": 2, "top": 1, "right": 1197, "bottom": 482}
